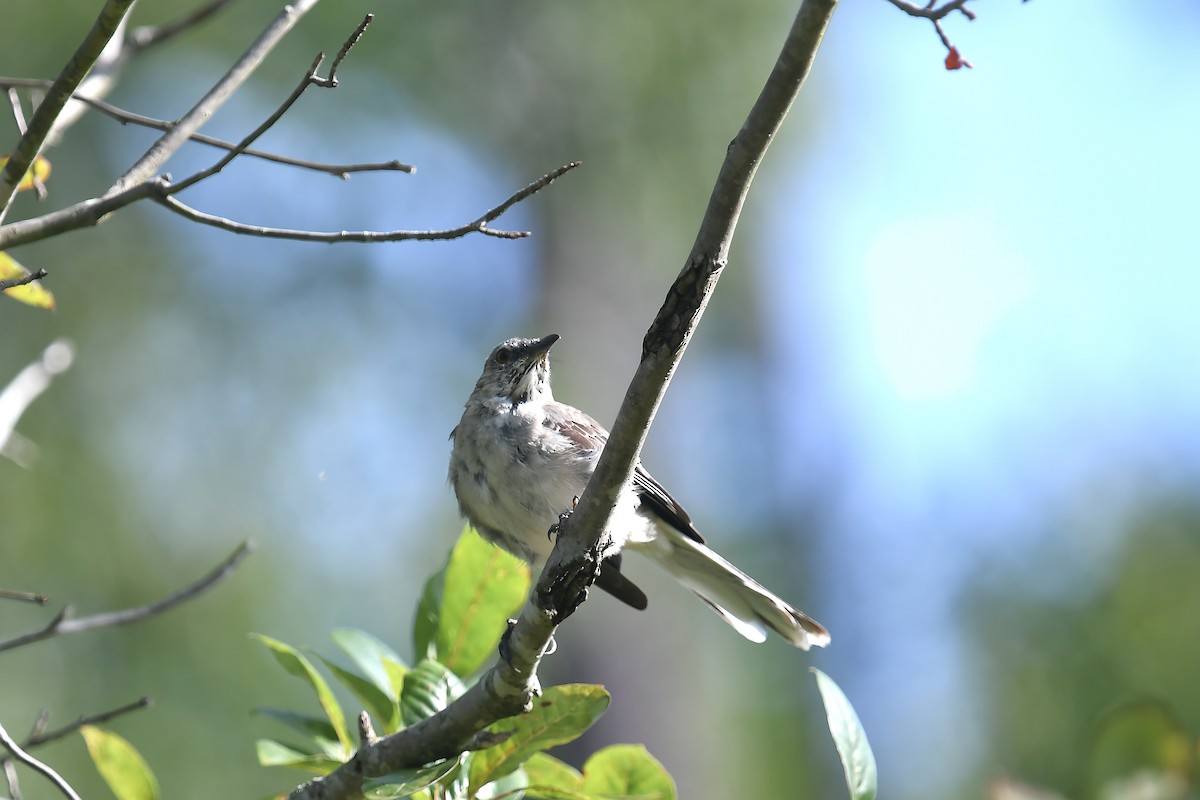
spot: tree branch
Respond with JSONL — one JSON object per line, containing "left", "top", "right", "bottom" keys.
{"left": 883, "top": 0, "right": 977, "bottom": 68}
{"left": 285, "top": 2, "right": 838, "bottom": 797}
{"left": 0, "top": 722, "right": 81, "bottom": 800}
{"left": 20, "top": 698, "right": 153, "bottom": 752}
{"left": 0, "top": 340, "right": 74, "bottom": 464}
{"left": 0, "top": 541, "right": 253, "bottom": 654}
{"left": 0, "top": 588, "right": 50, "bottom": 605}
{"left": 0, "top": 269, "right": 47, "bottom": 292}
{"left": 108, "top": 0, "right": 321, "bottom": 194}
{"left": 123, "top": 0, "right": 242, "bottom": 59}
{"left": 0, "top": 78, "right": 416, "bottom": 177}
{"left": 153, "top": 161, "right": 581, "bottom": 243}
{"left": 0, "top": 0, "right": 137, "bottom": 224}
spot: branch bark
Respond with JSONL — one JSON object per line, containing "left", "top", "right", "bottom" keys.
{"left": 287, "top": 1, "right": 838, "bottom": 797}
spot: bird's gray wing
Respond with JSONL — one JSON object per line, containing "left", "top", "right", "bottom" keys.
{"left": 541, "top": 402, "right": 653, "bottom": 609}
{"left": 543, "top": 401, "right": 704, "bottom": 545}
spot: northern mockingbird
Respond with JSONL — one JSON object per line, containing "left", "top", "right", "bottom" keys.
{"left": 448, "top": 334, "right": 830, "bottom": 650}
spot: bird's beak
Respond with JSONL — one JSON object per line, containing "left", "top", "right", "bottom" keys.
{"left": 526, "top": 334, "right": 560, "bottom": 360}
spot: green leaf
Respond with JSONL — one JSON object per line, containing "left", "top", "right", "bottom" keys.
{"left": 412, "top": 567, "right": 445, "bottom": 662}
{"left": 437, "top": 527, "right": 531, "bottom": 677}
{"left": 362, "top": 757, "right": 461, "bottom": 799}
{"left": 1088, "top": 701, "right": 1193, "bottom": 797}
{"left": 400, "top": 659, "right": 467, "bottom": 727}
{"left": 468, "top": 684, "right": 610, "bottom": 795}
{"left": 812, "top": 668, "right": 878, "bottom": 800}
{"left": 253, "top": 708, "right": 341, "bottom": 750}
{"left": 579, "top": 745, "right": 675, "bottom": 800}
{"left": 80, "top": 725, "right": 160, "bottom": 800}
{"left": 255, "top": 739, "right": 343, "bottom": 775}
{"left": 252, "top": 633, "right": 351, "bottom": 753}
{"left": 523, "top": 754, "right": 592, "bottom": 799}
{"left": 319, "top": 656, "right": 400, "bottom": 734}
{"left": 476, "top": 765, "right": 528, "bottom": 799}
{"left": 331, "top": 629, "right": 408, "bottom": 698}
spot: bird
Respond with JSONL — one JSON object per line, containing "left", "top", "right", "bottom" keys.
{"left": 448, "top": 334, "right": 830, "bottom": 650}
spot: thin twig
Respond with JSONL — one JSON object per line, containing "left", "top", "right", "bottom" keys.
{"left": 124, "top": 0, "right": 241, "bottom": 58}
{"left": 0, "top": 78, "right": 416, "bottom": 177}
{"left": 0, "top": 541, "right": 253, "bottom": 654}
{"left": 0, "top": 0, "right": 137, "bottom": 224}
{"left": 7, "top": 89, "right": 27, "bottom": 135}
{"left": 315, "top": 14, "right": 374, "bottom": 88}
{"left": 284, "top": 0, "right": 839, "bottom": 794}
{"left": 21, "top": 698, "right": 152, "bottom": 751}
{"left": 109, "top": 0, "right": 321, "bottom": 194}
{"left": 3, "top": 757, "right": 21, "bottom": 800}
{"left": 0, "top": 722, "right": 82, "bottom": 800}
{"left": 884, "top": 0, "right": 976, "bottom": 66}
{"left": 0, "top": 588, "right": 49, "bottom": 605}
{"left": 0, "top": 269, "right": 47, "bottom": 292}
{"left": 156, "top": 162, "right": 581, "bottom": 243}
{"left": 0, "top": 340, "right": 73, "bottom": 466}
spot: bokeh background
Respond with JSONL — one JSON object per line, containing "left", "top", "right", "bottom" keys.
{"left": 3, "top": 0, "right": 1199, "bottom": 798}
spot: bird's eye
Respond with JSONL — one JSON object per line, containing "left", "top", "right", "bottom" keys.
{"left": 494, "top": 347, "right": 512, "bottom": 365}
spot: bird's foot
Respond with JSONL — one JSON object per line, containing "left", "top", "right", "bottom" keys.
{"left": 498, "top": 618, "right": 520, "bottom": 672}
{"left": 546, "top": 498, "right": 578, "bottom": 542}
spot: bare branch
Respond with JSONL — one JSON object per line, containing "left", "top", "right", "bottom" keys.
{"left": 315, "top": 14, "right": 375, "bottom": 88}
{"left": 0, "top": 340, "right": 74, "bottom": 466}
{"left": 3, "top": 757, "right": 21, "bottom": 800}
{"left": 0, "top": 541, "right": 253, "bottom": 654}
{"left": 0, "top": 0, "right": 137, "bottom": 224}
{"left": 0, "top": 268, "right": 48, "bottom": 292}
{"left": 0, "top": 80, "right": 415, "bottom": 177}
{"left": 7, "top": 89, "right": 27, "bottom": 134}
{"left": 884, "top": 0, "right": 976, "bottom": 67}
{"left": 155, "top": 161, "right": 582, "bottom": 243}
{"left": 124, "top": 0, "right": 242, "bottom": 58}
{"left": 0, "top": 177, "right": 167, "bottom": 250}
{"left": 21, "top": 698, "right": 153, "bottom": 751}
{"left": 0, "top": 722, "right": 82, "bottom": 800}
{"left": 109, "top": 0, "right": 321, "bottom": 194}
{"left": 0, "top": 589, "right": 50, "bottom": 605}
{"left": 285, "top": 0, "right": 838, "bottom": 794}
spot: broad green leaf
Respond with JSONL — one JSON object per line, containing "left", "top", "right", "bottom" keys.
{"left": 1088, "top": 701, "right": 1193, "bottom": 796}
{"left": 362, "top": 757, "right": 461, "bottom": 799}
{"left": 0, "top": 252, "right": 54, "bottom": 310}
{"left": 813, "top": 668, "right": 878, "bottom": 800}
{"left": 0, "top": 155, "right": 51, "bottom": 192}
{"left": 579, "top": 745, "right": 675, "bottom": 800}
{"left": 253, "top": 707, "right": 340, "bottom": 750}
{"left": 437, "top": 527, "right": 531, "bottom": 677}
{"left": 255, "top": 739, "right": 343, "bottom": 775}
{"left": 331, "top": 629, "right": 408, "bottom": 698}
{"left": 524, "top": 753, "right": 582, "bottom": 789}
{"left": 477, "top": 765, "right": 528, "bottom": 799}
{"left": 468, "top": 684, "right": 610, "bottom": 794}
{"left": 413, "top": 567, "right": 445, "bottom": 662}
{"left": 400, "top": 659, "right": 467, "bottom": 727}
{"left": 319, "top": 656, "right": 400, "bottom": 734}
{"left": 252, "top": 633, "right": 351, "bottom": 753}
{"left": 80, "top": 725, "right": 160, "bottom": 800}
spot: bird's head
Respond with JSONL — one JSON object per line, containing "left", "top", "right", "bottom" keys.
{"left": 472, "top": 334, "right": 559, "bottom": 405}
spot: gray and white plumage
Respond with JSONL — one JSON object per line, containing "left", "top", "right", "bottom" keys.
{"left": 448, "top": 334, "right": 830, "bottom": 650}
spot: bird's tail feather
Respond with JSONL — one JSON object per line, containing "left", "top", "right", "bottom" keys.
{"left": 644, "top": 528, "right": 830, "bottom": 650}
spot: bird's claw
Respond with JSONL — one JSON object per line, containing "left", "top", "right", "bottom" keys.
{"left": 498, "top": 618, "right": 519, "bottom": 672}
{"left": 547, "top": 498, "right": 579, "bottom": 542}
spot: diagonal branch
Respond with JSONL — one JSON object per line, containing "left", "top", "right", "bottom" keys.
{"left": 0, "top": 0, "right": 137, "bottom": 224}
{"left": 108, "top": 0, "right": 321, "bottom": 194}
{"left": 0, "top": 722, "right": 81, "bottom": 800}
{"left": 20, "top": 698, "right": 153, "bottom": 752}
{"left": 285, "top": 2, "right": 838, "bottom": 797}
{"left": 0, "top": 541, "right": 253, "bottom": 654}
{"left": 123, "top": 0, "right": 242, "bottom": 59}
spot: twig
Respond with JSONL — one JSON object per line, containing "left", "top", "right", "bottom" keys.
{"left": 21, "top": 698, "right": 153, "bottom": 751}
{"left": 0, "top": 722, "right": 82, "bottom": 800}
{"left": 108, "top": 0, "right": 321, "bottom": 194}
{"left": 315, "top": 14, "right": 374, "bottom": 88}
{"left": 0, "top": 268, "right": 47, "bottom": 292}
{"left": 0, "top": 541, "right": 253, "bottom": 654}
{"left": 124, "top": 0, "right": 242, "bottom": 58}
{"left": 7, "top": 88, "right": 27, "bottom": 135}
{"left": 155, "top": 161, "right": 582, "bottom": 243}
{"left": 3, "top": 757, "right": 21, "bottom": 800}
{"left": 0, "top": 177, "right": 167, "bottom": 250}
{"left": 0, "top": 589, "right": 49, "bottom": 605}
{"left": 0, "top": 0, "right": 137, "bottom": 224}
{"left": 284, "top": 1, "right": 838, "bottom": 795}
{"left": 883, "top": 0, "right": 976, "bottom": 68}
{"left": 0, "top": 77, "right": 416, "bottom": 177}
{"left": 0, "top": 340, "right": 74, "bottom": 465}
